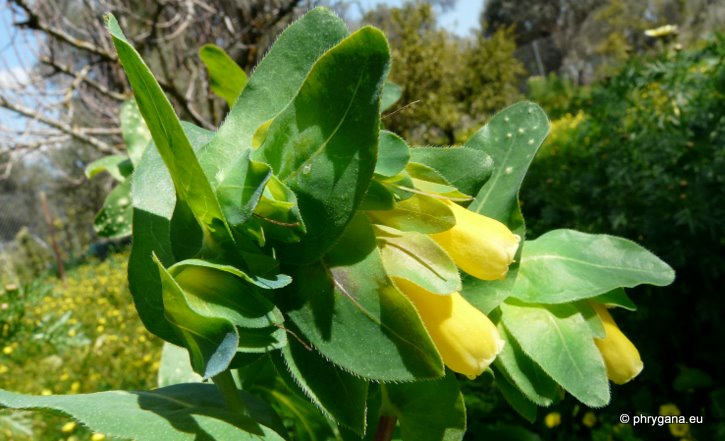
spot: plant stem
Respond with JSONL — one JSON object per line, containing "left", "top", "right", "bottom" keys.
{"left": 212, "top": 370, "right": 247, "bottom": 417}
{"left": 373, "top": 414, "right": 397, "bottom": 441}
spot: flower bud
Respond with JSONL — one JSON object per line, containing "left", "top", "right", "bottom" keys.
{"left": 430, "top": 200, "right": 520, "bottom": 280}
{"left": 591, "top": 302, "right": 643, "bottom": 384}
{"left": 394, "top": 277, "right": 504, "bottom": 379}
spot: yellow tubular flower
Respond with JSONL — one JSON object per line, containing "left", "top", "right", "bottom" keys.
{"left": 430, "top": 200, "right": 520, "bottom": 281}
{"left": 591, "top": 302, "right": 643, "bottom": 384}
{"left": 394, "top": 277, "right": 505, "bottom": 379}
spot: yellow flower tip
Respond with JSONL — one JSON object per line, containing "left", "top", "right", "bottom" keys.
{"left": 91, "top": 433, "right": 107, "bottom": 441}
{"left": 393, "top": 278, "right": 504, "bottom": 379}
{"left": 430, "top": 200, "right": 520, "bottom": 281}
{"left": 591, "top": 303, "right": 643, "bottom": 385}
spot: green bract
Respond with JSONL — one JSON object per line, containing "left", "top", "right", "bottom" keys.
{"left": 0, "top": 8, "right": 674, "bottom": 441}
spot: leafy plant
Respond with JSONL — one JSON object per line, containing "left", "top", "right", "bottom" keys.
{"left": 0, "top": 8, "right": 674, "bottom": 440}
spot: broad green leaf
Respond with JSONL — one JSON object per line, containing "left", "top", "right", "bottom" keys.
{"left": 216, "top": 150, "right": 273, "bottom": 235}
{"left": 253, "top": 175, "right": 306, "bottom": 244}
{"left": 201, "top": 8, "right": 349, "bottom": 183}
{"left": 493, "top": 372, "right": 537, "bottom": 423}
{"left": 277, "top": 336, "right": 368, "bottom": 434}
{"left": 368, "top": 194, "right": 454, "bottom": 234}
{"left": 381, "top": 81, "right": 402, "bottom": 112}
{"left": 493, "top": 324, "right": 559, "bottom": 407}
{"left": 171, "top": 259, "right": 291, "bottom": 290}
{"left": 157, "top": 342, "right": 202, "bottom": 388}
{"left": 385, "top": 371, "right": 465, "bottom": 441}
{"left": 375, "top": 130, "right": 410, "bottom": 177}
{"left": 128, "top": 122, "right": 214, "bottom": 345}
{"left": 377, "top": 171, "right": 415, "bottom": 202}
{"left": 107, "top": 14, "right": 227, "bottom": 236}
{"left": 93, "top": 178, "right": 132, "bottom": 238}
{"left": 254, "top": 26, "right": 390, "bottom": 263}
{"left": 375, "top": 225, "right": 460, "bottom": 295}
{"left": 85, "top": 154, "right": 132, "bottom": 182}
{"left": 595, "top": 288, "right": 637, "bottom": 311}
{"left": 511, "top": 229, "right": 676, "bottom": 303}
{"left": 466, "top": 101, "right": 549, "bottom": 230}
{"left": 282, "top": 214, "right": 444, "bottom": 382}
{"left": 120, "top": 99, "right": 151, "bottom": 166}
{"left": 461, "top": 274, "right": 516, "bottom": 314}
{"left": 199, "top": 44, "right": 248, "bottom": 106}
{"left": 575, "top": 301, "right": 606, "bottom": 339}
{"left": 500, "top": 300, "right": 610, "bottom": 407}
{"left": 409, "top": 146, "right": 493, "bottom": 198}
{"left": 0, "top": 384, "right": 285, "bottom": 441}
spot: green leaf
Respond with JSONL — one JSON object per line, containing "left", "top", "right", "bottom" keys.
{"left": 594, "top": 288, "right": 637, "bottom": 311}
{"left": 375, "top": 130, "right": 410, "bottom": 177}
{"left": 171, "top": 259, "right": 291, "bottom": 290}
{"left": 406, "top": 162, "right": 471, "bottom": 201}
{"left": 282, "top": 214, "right": 444, "bottom": 382}
{"left": 199, "top": 44, "right": 248, "bottom": 106}
{"left": 85, "top": 155, "right": 132, "bottom": 182}
{"left": 381, "top": 81, "right": 402, "bottom": 112}
{"left": 157, "top": 342, "right": 203, "bottom": 388}
{"left": 368, "top": 194, "right": 454, "bottom": 234}
{"left": 216, "top": 150, "right": 273, "bottom": 235}
{"left": 375, "top": 225, "right": 460, "bottom": 295}
{"left": 359, "top": 179, "right": 395, "bottom": 211}
{"left": 277, "top": 336, "right": 368, "bottom": 434}
{"left": 253, "top": 26, "right": 390, "bottom": 263}
{"left": 466, "top": 101, "right": 549, "bottom": 230}
{"left": 253, "top": 175, "right": 307, "bottom": 244}
{"left": 120, "top": 99, "right": 151, "bottom": 166}
{"left": 409, "top": 146, "right": 493, "bottom": 198}
{"left": 93, "top": 178, "right": 132, "bottom": 238}
{"left": 201, "top": 8, "right": 349, "bottom": 184}
{"left": 493, "top": 372, "right": 538, "bottom": 423}
{"left": 385, "top": 371, "right": 466, "bottom": 441}
{"left": 0, "top": 384, "right": 285, "bottom": 441}
{"left": 493, "top": 324, "right": 558, "bottom": 407}
{"left": 575, "top": 301, "right": 605, "bottom": 339}
{"left": 511, "top": 229, "right": 676, "bottom": 303}
{"left": 128, "top": 122, "right": 214, "bottom": 345}
{"left": 500, "top": 300, "right": 610, "bottom": 407}
{"left": 107, "top": 14, "right": 227, "bottom": 236}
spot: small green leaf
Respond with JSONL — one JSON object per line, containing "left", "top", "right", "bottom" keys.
{"left": 594, "top": 288, "right": 637, "bottom": 311}
{"left": 385, "top": 371, "right": 466, "bottom": 441}
{"left": 381, "top": 81, "right": 402, "bottom": 112}
{"left": 120, "top": 99, "right": 151, "bottom": 166}
{"left": 359, "top": 179, "right": 395, "bottom": 211}
{"left": 376, "top": 130, "right": 410, "bottom": 177}
{"left": 254, "top": 26, "right": 390, "bottom": 263}
{"left": 575, "top": 301, "right": 606, "bottom": 339}
{"left": 511, "top": 229, "right": 676, "bottom": 303}
{"left": 500, "top": 300, "right": 610, "bottom": 407}
{"left": 493, "top": 372, "right": 538, "bottom": 423}
{"left": 216, "top": 150, "right": 273, "bottom": 235}
{"left": 493, "top": 324, "right": 559, "bottom": 407}
{"left": 93, "top": 179, "right": 132, "bottom": 238}
{"left": 107, "top": 14, "right": 228, "bottom": 236}
{"left": 277, "top": 336, "right": 368, "bottom": 434}
{"left": 375, "top": 225, "right": 460, "bottom": 294}
{"left": 0, "top": 384, "right": 285, "bottom": 441}
{"left": 199, "top": 43, "right": 248, "bottom": 106}
{"left": 253, "top": 175, "right": 306, "bottom": 244}
{"left": 409, "top": 146, "right": 493, "bottom": 198}
{"left": 368, "top": 194, "right": 454, "bottom": 234}
{"left": 85, "top": 155, "right": 132, "bottom": 182}
{"left": 406, "top": 162, "right": 471, "bottom": 201}
{"left": 283, "top": 214, "right": 444, "bottom": 382}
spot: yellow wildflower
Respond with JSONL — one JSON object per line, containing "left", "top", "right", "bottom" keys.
{"left": 430, "top": 200, "right": 520, "bottom": 280}
{"left": 582, "top": 411, "right": 597, "bottom": 428}
{"left": 545, "top": 411, "right": 561, "bottom": 428}
{"left": 394, "top": 277, "right": 504, "bottom": 379}
{"left": 61, "top": 421, "right": 77, "bottom": 433}
{"left": 91, "top": 434, "right": 107, "bottom": 441}
{"left": 591, "top": 302, "right": 643, "bottom": 384}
